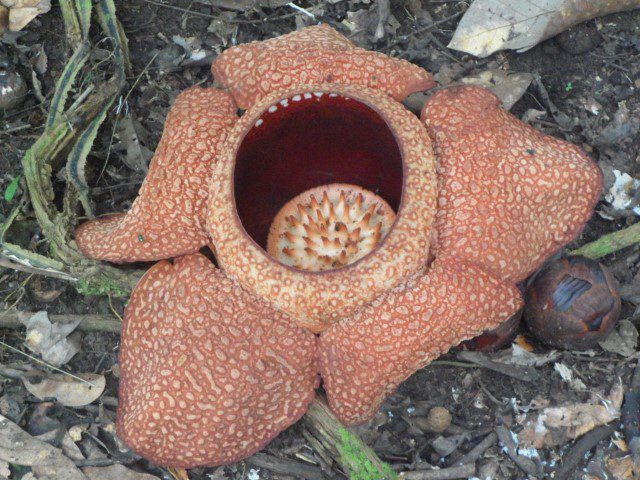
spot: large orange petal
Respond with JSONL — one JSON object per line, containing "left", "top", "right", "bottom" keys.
{"left": 75, "top": 87, "right": 238, "bottom": 262}
{"left": 211, "top": 24, "right": 435, "bottom": 110}
{"left": 319, "top": 258, "right": 522, "bottom": 425}
{"left": 116, "top": 253, "right": 318, "bottom": 468}
{"left": 422, "top": 85, "right": 602, "bottom": 283}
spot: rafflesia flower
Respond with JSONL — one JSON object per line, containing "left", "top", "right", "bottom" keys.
{"left": 75, "top": 25, "right": 602, "bottom": 467}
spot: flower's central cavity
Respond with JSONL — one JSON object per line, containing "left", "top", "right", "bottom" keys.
{"left": 234, "top": 90, "right": 404, "bottom": 268}
{"left": 267, "top": 184, "right": 396, "bottom": 271}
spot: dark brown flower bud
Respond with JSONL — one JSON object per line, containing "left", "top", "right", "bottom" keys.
{"left": 524, "top": 256, "right": 621, "bottom": 349}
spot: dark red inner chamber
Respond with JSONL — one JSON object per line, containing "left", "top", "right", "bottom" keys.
{"left": 234, "top": 93, "right": 403, "bottom": 249}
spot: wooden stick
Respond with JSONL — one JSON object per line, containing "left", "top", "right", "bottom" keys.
{"left": 399, "top": 464, "right": 475, "bottom": 480}
{"left": 454, "top": 432, "right": 497, "bottom": 466}
{"left": 302, "top": 396, "right": 398, "bottom": 480}
{"left": 622, "top": 360, "right": 640, "bottom": 455}
{"left": 456, "top": 351, "right": 539, "bottom": 383}
{"left": 569, "top": 222, "right": 640, "bottom": 259}
{"left": 552, "top": 425, "right": 615, "bottom": 480}
{"left": 0, "top": 310, "right": 121, "bottom": 333}
{"left": 495, "top": 426, "right": 543, "bottom": 478}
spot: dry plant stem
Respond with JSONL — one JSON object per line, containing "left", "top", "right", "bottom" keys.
{"left": 22, "top": 80, "right": 119, "bottom": 260}
{"left": 7, "top": 0, "right": 141, "bottom": 297}
{"left": 570, "top": 222, "right": 640, "bottom": 259}
{"left": 303, "top": 396, "right": 398, "bottom": 480}
{"left": 0, "top": 256, "right": 76, "bottom": 281}
{"left": 454, "top": 432, "right": 497, "bottom": 466}
{"left": 0, "top": 310, "right": 121, "bottom": 333}
{"left": 399, "top": 463, "right": 475, "bottom": 480}
{"left": 59, "top": 0, "right": 91, "bottom": 50}
{"left": 622, "top": 360, "right": 640, "bottom": 455}
{"left": 552, "top": 425, "right": 615, "bottom": 480}
{"left": 456, "top": 351, "right": 539, "bottom": 382}
{"left": 19, "top": 77, "right": 141, "bottom": 295}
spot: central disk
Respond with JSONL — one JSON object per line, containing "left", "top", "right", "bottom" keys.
{"left": 267, "top": 183, "right": 396, "bottom": 271}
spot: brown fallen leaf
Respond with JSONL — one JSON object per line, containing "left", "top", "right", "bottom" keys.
{"left": 460, "top": 70, "right": 534, "bottom": 111}
{"left": 518, "top": 383, "right": 623, "bottom": 449}
{"left": 113, "top": 115, "right": 152, "bottom": 173}
{"left": 599, "top": 320, "right": 638, "bottom": 357}
{"left": 37, "top": 429, "right": 86, "bottom": 461}
{"left": 0, "top": 414, "right": 86, "bottom": 480}
{"left": 0, "top": 0, "right": 51, "bottom": 31}
{"left": 22, "top": 311, "right": 82, "bottom": 367}
{"left": 606, "top": 455, "right": 639, "bottom": 480}
{"left": 402, "top": 70, "right": 534, "bottom": 114}
{"left": 168, "top": 467, "right": 190, "bottom": 480}
{"left": 448, "top": 0, "right": 640, "bottom": 58}
{"left": 22, "top": 371, "right": 106, "bottom": 407}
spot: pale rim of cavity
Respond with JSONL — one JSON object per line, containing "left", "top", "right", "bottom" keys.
{"left": 252, "top": 91, "right": 350, "bottom": 128}
{"left": 267, "top": 183, "right": 397, "bottom": 272}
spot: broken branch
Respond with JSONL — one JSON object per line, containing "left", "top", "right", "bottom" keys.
{"left": 569, "top": 222, "right": 640, "bottom": 259}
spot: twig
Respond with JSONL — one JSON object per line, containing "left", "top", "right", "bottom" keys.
{"left": 570, "top": 222, "right": 640, "bottom": 259}
{"left": 399, "top": 463, "right": 475, "bottom": 480}
{"left": 246, "top": 452, "right": 324, "bottom": 480}
{"left": 495, "top": 426, "right": 543, "bottom": 478}
{"left": 0, "top": 365, "right": 27, "bottom": 379}
{"left": 0, "top": 310, "right": 121, "bottom": 333}
{"left": 142, "top": 0, "right": 217, "bottom": 19}
{"left": 385, "top": 11, "right": 464, "bottom": 50}
{"left": 73, "top": 458, "right": 117, "bottom": 467}
{"left": 623, "top": 360, "right": 640, "bottom": 454}
{"left": 478, "top": 380, "right": 502, "bottom": 406}
{"left": 99, "top": 51, "right": 159, "bottom": 185}
{"left": 454, "top": 432, "right": 497, "bottom": 466}
{"left": 0, "top": 340, "right": 98, "bottom": 387}
{"left": 552, "top": 425, "right": 615, "bottom": 480}
{"left": 0, "top": 256, "right": 77, "bottom": 281}
{"left": 430, "top": 360, "right": 477, "bottom": 368}
{"left": 532, "top": 73, "right": 573, "bottom": 130}
{"left": 456, "top": 351, "right": 539, "bottom": 383}
{"left": 0, "top": 124, "right": 32, "bottom": 135}
{"left": 287, "top": 2, "right": 316, "bottom": 19}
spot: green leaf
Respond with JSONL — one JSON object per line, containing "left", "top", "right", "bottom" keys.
{"left": 4, "top": 176, "right": 21, "bottom": 202}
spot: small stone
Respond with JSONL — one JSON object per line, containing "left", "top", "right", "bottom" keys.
{"left": 154, "top": 43, "right": 184, "bottom": 74}
{"left": 68, "top": 424, "right": 85, "bottom": 442}
{"left": 0, "top": 56, "right": 27, "bottom": 110}
{"left": 423, "top": 406, "right": 452, "bottom": 433}
{"left": 555, "top": 23, "right": 602, "bottom": 55}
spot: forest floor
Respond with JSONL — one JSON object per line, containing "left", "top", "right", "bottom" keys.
{"left": 1, "top": 1, "right": 640, "bottom": 479}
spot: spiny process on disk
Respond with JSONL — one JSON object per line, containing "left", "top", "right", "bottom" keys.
{"left": 267, "top": 184, "right": 396, "bottom": 271}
